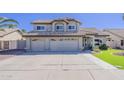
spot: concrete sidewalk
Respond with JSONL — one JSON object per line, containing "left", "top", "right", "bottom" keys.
{"left": 0, "top": 52, "right": 124, "bottom": 80}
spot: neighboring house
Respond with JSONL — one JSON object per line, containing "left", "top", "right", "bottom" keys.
{"left": 104, "top": 29, "right": 124, "bottom": 49}
{"left": 0, "top": 28, "right": 26, "bottom": 51}
{"left": 23, "top": 17, "right": 108, "bottom": 52}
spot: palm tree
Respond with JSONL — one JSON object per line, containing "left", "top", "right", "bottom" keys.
{"left": 21, "top": 29, "right": 27, "bottom": 33}
{"left": 0, "top": 17, "right": 19, "bottom": 29}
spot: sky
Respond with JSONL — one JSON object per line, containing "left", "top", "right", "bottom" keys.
{"left": 0, "top": 13, "right": 124, "bottom": 31}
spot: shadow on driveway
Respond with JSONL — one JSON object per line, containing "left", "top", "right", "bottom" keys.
{"left": 0, "top": 49, "right": 91, "bottom": 56}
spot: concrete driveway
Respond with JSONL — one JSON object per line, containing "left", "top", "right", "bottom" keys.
{"left": 0, "top": 52, "right": 124, "bottom": 80}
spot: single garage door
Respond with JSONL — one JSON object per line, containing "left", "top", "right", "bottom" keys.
{"left": 50, "top": 40, "right": 79, "bottom": 51}
{"left": 31, "top": 40, "right": 45, "bottom": 51}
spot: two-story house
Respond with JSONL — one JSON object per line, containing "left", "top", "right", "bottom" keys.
{"left": 23, "top": 17, "right": 108, "bottom": 51}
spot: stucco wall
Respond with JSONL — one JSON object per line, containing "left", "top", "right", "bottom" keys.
{"left": 33, "top": 20, "right": 80, "bottom": 32}
{"left": 0, "top": 31, "right": 26, "bottom": 50}
{"left": 0, "top": 31, "right": 23, "bottom": 41}
{"left": 105, "top": 32, "right": 124, "bottom": 49}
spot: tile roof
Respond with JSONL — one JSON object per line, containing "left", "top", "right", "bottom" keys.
{"left": 104, "top": 29, "right": 124, "bottom": 38}
{"left": 31, "top": 17, "right": 81, "bottom": 24}
{"left": 31, "top": 20, "right": 52, "bottom": 24}
{"left": 23, "top": 28, "right": 108, "bottom": 37}
{"left": 0, "top": 28, "right": 22, "bottom": 37}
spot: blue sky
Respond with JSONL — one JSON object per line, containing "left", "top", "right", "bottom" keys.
{"left": 0, "top": 13, "right": 124, "bottom": 31}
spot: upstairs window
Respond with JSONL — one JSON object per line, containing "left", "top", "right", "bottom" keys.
{"left": 56, "top": 26, "right": 64, "bottom": 30}
{"left": 68, "top": 25, "right": 76, "bottom": 31}
{"left": 55, "top": 25, "right": 64, "bottom": 31}
{"left": 37, "top": 26, "right": 41, "bottom": 30}
{"left": 36, "top": 26, "right": 45, "bottom": 31}
{"left": 121, "top": 40, "right": 124, "bottom": 46}
{"left": 68, "top": 26, "right": 75, "bottom": 29}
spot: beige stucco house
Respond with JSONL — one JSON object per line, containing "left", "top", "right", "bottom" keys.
{"left": 0, "top": 28, "right": 25, "bottom": 51}
{"left": 23, "top": 18, "right": 108, "bottom": 52}
{"left": 104, "top": 29, "right": 124, "bottom": 49}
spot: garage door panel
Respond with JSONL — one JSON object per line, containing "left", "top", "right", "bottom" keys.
{"left": 50, "top": 40, "right": 79, "bottom": 51}
{"left": 31, "top": 40, "right": 45, "bottom": 51}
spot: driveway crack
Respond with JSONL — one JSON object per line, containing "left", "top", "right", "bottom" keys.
{"left": 87, "top": 70, "right": 95, "bottom": 80}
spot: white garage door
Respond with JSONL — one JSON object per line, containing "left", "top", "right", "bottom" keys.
{"left": 31, "top": 40, "right": 45, "bottom": 51}
{"left": 50, "top": 40, "right": 79, "bottom": 51}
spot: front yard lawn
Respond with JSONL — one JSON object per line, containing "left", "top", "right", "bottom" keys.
{"left": 94, "top": 49, "right": 124, "bottom": 69}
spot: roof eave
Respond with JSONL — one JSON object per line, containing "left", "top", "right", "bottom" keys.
{"left": 23, "top": 35, "right": 84, "bottom": 37}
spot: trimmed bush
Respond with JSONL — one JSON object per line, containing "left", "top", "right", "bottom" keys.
{"left": 93, "top": 48, "right": 101, "bottom": 53}
{"left": 99, "top": 44, "right": 108, "bottom": 50}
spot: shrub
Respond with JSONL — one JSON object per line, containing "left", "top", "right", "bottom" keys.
{"left": 99, "top": 44, "right": 108, "bottom": 50}
{"left": 93, "top": 48, "right": 101, "bottom": 53}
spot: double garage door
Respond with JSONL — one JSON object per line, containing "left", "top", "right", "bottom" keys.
{"left": 31, "top": 40, "right": 79, "bottom": 51}
{"left": 50, "top": 40, "right": 78, "bottom": 51}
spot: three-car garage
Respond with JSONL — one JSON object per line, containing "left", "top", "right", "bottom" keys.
{"left": 30, "top": 37, "right": 80, "bottom": 52}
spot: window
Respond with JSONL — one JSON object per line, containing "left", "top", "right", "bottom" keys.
{"left": 40, "top": 26, "right": 45, "bottom": 30}
{"left": 95, "top": 39, "right": 99, "bottom": 42}
{"left": 4, "top": 41, "right": 9, "bottom": 49}
{"left": 37, "top": 26, "right": 40, "bottom": 30}
{"left": 68, "top": 25, "right": 76, "bottom": 31}
{"left": 95, "top": 43, "right": 100, "bottom": 45}
{"left": 95, "top": 39, "right": 102, "bottom": 46}
{"left": 107, "top": 38, "right": 111, "bottom": 41}
{"left": 36, "top": 26, "right": 45, "bottom": 31}
{"left": 56, "top": 25, "right": 64, "bottom": 31}
{"left": 121, "top": 40, "right": 124, "bottom": 46}
{"left": 51, "top": 39, "right": 56, "bottom": 41}
{"left": 69, "top": 26, "right": 75, "bottom": 29}
{"left": 56, "top": 26, "right": 64, "bottom": 29}
{"left": 99, "top": 40, "right": 102, "bottom": 43}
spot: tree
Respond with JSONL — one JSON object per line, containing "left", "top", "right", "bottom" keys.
{"left": 0, "top": 17, "right": 19, "bottom": 28}
{"left": 21, "top": 29, "right": 27, "bottom": 33}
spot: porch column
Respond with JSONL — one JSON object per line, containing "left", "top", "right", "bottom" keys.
{"left": 52, "top": 22, "right": 55, "bottom": 31}
{"left": 79, "top": 37, "right": 83, "bottom": 50}
{"left": 25, "top": 37, "right": 31, "bottom": 50}
{"left": 82, "top": 37, "right": 85, "bottom": 47}
{"left": 82, "top": 37, "right": 84, "bottom": 48}
{"left": 63, "top": 22, "right": 66, "bottom": 32}
{"left": 76, "top": 23, "right": 80, "bottom": 31}
{"left": 45, "top": 38, "right": 50, "bottom": 50}
{"left": 92, "top": 36, "right": 95, "bottom": 48}
{"left": 103, "top": 38, "right": 107, "bottom": 44}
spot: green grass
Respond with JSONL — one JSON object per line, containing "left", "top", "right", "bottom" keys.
{"left": 94, "top": 49, "right": 124, "bottom": 69}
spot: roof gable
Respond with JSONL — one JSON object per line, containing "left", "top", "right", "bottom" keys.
{"left": 31, "top": 17, "right": 81, "bottom": 24}
{"left": 104, "top": 29, "right": 124, "bottom": 38}
{"left": 0, "top": 28, "right": 23, "bottom": 37}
